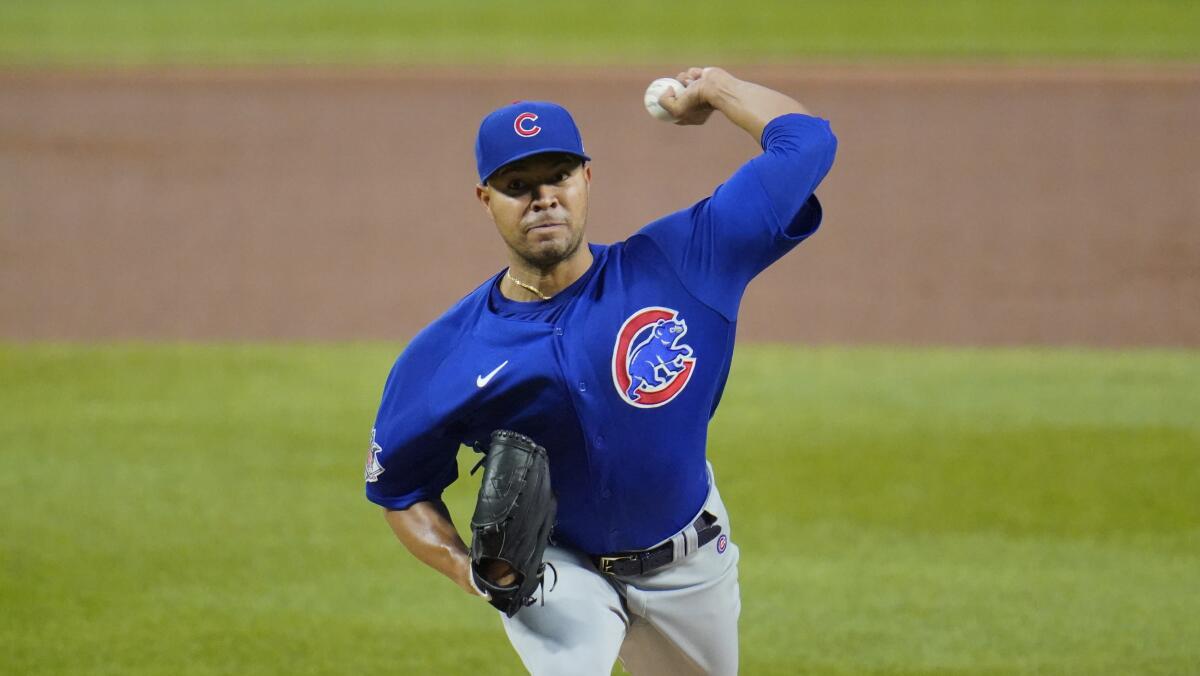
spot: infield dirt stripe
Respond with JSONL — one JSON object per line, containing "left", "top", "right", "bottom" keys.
{"left": 1, "top": 64, "right": 1197, "bottom": 345}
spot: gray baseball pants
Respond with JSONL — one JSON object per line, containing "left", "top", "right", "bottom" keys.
{"left": 500, "top": 467, "right": 741, "bottom": 675}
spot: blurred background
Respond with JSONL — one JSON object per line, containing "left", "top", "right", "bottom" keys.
{"left": 2, "top": 2, "right": 1197, "bottom": 674}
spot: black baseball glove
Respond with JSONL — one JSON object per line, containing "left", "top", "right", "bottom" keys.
{"left": 469, "top": 430, "right": 557, "bottom": 617}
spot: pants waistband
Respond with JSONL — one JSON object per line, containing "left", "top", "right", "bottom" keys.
{"left": 592, "top": 511, "right": 721, "bottom": 577}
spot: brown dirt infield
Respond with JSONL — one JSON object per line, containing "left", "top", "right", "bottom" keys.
{"left": 1, "top": 64, "right": 1197, "bottom": 346}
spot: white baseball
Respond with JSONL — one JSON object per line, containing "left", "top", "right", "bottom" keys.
{"left": 644, "top": 77, "right": 686, "bottom": 122}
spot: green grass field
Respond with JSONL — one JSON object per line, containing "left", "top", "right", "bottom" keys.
{"left": 2, "top": 0, "right": 1199, "bottom": 65}
{"left": 2, "top": 344, "right": 1197, "bottom": 674}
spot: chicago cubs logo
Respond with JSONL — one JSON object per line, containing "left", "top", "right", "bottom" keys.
{"left": 611, "top": 307, "right": 696, "bottom": 408}
{"left": 513, "top": 112, "right": 541, "bottom": 137}
{"left": 716, "top": 534, "right": 728, "bottom": 554}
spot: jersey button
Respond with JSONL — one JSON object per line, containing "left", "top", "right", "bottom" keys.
{"left": 553, "top": 327, "right": 564, "bottom": 336}
{"left": 578, "top": 381, "right": 587, "bottom": 392}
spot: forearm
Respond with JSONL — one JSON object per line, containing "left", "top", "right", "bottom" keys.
{"left": 703, "top": 69, "right": 810, "bottom": 142}
{"left": 384, "top": 499, "right": 479, "bottom": 596}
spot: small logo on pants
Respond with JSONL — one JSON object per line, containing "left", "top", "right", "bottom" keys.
{"left": 716, "top": 534, "right": 728, "bottom": 554}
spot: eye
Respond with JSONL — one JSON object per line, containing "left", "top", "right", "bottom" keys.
{"left": 556, "top": 171, "right": 571, "bottom": 182}
{"left": 506, "top": 179, "right": 528, "bottom": 192}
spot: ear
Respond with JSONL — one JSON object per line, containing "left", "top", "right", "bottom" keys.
{"left": 583, "top": 164, "right": 592, "bottom": 184}
{"left": 475, "top": 184, "right": 492, "bottom": 213}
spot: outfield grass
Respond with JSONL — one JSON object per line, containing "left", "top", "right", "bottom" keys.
{"left": 2, "top": 0, "right": 1198, "bottom": 65}
{"left": 1, "top": 344, "right": 1198, "bottom": 674}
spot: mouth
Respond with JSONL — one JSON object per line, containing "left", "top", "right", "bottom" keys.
{"left": 525, "top": 222, "right": 566, "bottom": 234}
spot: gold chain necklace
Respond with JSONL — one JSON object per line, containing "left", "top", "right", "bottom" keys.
{"left": 506, "top": 270, "right": 551, "bottom": 301}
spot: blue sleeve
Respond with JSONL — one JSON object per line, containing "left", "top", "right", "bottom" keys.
{"left": 636, "top": 114, "right": 837, "bottom": 319}
{"left": 364, "top": 336, "right": 462, "bottom": 511}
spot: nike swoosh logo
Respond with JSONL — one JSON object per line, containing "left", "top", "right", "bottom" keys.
{"left": 476, "top": 360, "right": 509, "bottom": 388}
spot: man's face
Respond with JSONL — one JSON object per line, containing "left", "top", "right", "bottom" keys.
{"left": 476, "top": 153, "right": 591, "bottom": 269}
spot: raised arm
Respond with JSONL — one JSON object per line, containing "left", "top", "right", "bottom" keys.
{"left": 635, "top": 66, "right": 836, "bottom": 320}
{"left": 658, "top": 66, "right": 808, "bottom": 141}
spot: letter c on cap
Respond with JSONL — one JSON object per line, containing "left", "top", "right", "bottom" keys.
{"left": 514, "top": 112, "right": 541, "bottom": 138}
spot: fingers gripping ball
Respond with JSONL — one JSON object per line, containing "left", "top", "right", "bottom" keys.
{"left": 644, "top": 77, "right": 686, "bottom": 122}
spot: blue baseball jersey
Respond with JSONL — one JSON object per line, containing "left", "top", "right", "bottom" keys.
{"left": 365, "top": 113, "right": 837, "bottom": 555}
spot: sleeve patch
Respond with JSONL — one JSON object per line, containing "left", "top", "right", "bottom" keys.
{"left": 364, "top": 427, "right": 386, "bottom": 483}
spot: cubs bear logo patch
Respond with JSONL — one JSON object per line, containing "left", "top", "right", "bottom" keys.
{"left": 611, "top": 306, "right": 696, "bottom": 408}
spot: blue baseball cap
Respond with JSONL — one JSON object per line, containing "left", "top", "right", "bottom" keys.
{"left": 475, "top": 101, "right": 591, "bottom": 184}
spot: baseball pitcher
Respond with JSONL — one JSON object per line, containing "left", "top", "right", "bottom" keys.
{"left": 365, "top": 67, "right": 837, "bottom": 675}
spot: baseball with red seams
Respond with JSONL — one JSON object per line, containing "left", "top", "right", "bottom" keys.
{"left": 644, "top": 77, "right": 686, "bottom": 122}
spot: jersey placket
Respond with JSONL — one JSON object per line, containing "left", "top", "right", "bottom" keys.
{"left": 549, "top": 319, "right": 624, "bottom": 553}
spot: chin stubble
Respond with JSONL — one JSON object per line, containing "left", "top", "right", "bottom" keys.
{"left": 519, "top": 227, "right": 584, "bottom": 271}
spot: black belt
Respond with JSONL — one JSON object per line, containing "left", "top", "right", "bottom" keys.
{"left": 593, "top": 511, "right": 722, "bottom": 577}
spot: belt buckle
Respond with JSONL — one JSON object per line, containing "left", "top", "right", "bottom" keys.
{"left": 598, "top": 554, "right": 632, "bottom": 575}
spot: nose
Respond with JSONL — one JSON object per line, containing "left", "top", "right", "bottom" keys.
{"left": 530, "top": 183, "right": 559, "bottom": 212}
